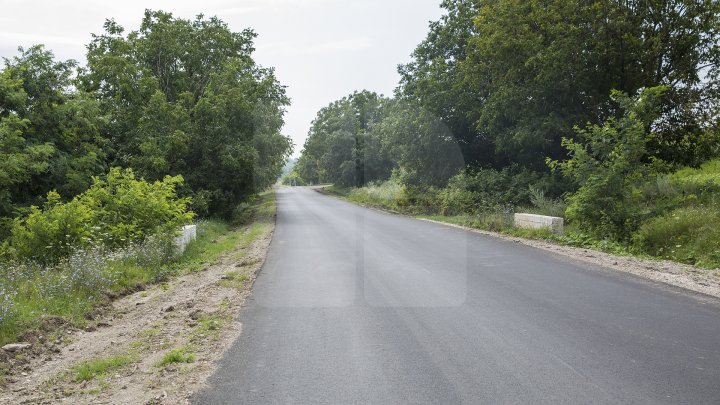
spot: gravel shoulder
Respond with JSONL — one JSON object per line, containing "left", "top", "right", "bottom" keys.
{"left": 0, "top": 218, "right": 275, "bottom": 404}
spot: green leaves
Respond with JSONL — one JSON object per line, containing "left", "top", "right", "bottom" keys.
{"left": 82, "top": 11, "right": 291, "bottom": 218}
{"left": 296, "top": 91, "right": 393, "bottom": 187}
{"left": 550, "top": 87, "right": 668, "bottom": 240}
{"left": 6, "top": 168, "right": 193, "bottom": 264}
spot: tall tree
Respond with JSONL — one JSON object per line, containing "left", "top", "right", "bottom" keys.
{"left": 82, "top": 11, "right": 291, "bottom": 217}
{"left": 296, "top": 91, "right": 393, "bottom": 187}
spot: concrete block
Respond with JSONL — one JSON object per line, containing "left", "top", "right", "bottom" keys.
{"left": 174, "top": 224, "right": 197, "bottom": 253}
{"left": 514, "top": 213, "right": 564, "bottom": 234}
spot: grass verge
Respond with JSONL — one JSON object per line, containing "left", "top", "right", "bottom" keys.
{"left": 321, "top": 186, "right": 646, "bottom": 260}
{"left": 0, "top": 190, "right": 276, "bottom": 347}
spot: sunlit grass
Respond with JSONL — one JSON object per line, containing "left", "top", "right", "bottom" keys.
{"left": 71, "top": 354, "right": 134, "bottom": 383}
{"left": 156, "top": 347, "right": 195, "bottom": 367}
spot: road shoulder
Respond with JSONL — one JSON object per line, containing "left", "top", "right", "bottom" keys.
{"left": 313, "top": 187, "right": 720, "bottom": 300}
{"left": 0, "top": 195, "right": 276, "bottom": 405}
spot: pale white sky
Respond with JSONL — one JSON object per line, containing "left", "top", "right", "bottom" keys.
{"left": 0, "top": 0, "right": 443, "bottom": 157}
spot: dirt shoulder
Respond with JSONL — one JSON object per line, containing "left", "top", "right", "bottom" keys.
{"left": 315, "top": 187, "right": 720, "bottom": 300}
{"left": 0, "top": 210, "right": 275, "bottom": 404}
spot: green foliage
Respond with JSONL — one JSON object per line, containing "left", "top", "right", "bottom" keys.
{"left": 281, "top": 171, "right": 305, "bottom": 186}
{"left": 629, "top": 160, "right": 720, "bottom": 268}
{"left": 461, "top": 0, "right": 720, "bottom": 168}
{"left": 83, "top": 11, "right": 291, "bottom": 217}
{"left": 551, "top": 87, "right": 669, "bottom": 240}
{"left": 437, "top": 167, "right": 559, "bottom": 215}
{"left": 6, "top": 167, "right": 192, "bottom": 264}
{"left": 0, "top": 46, "right": 107, "bottom": 237}
{"left": 156, "top": 348, "right": 195, "bottom": 367}
{"left": 374, "top": 102, "right": 465, "bottom": 187}
{"left": 295, "top": 91, "right": 393, "bottom": 187}
{"left": 633, "top": 206, "right": 720, "bottom": 268}
{"left": 72, "top": 355, "right": 134, "bottom": 383}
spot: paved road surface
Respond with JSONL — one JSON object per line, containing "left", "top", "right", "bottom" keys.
{"left": 194, "top": 187, "right": 720, "bottom": 404}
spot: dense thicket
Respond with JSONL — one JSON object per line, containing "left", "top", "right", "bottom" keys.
{"left": 0, "top": 11, "right": 291, "bottom": 240}
{"left": 0, "top": 46, "right": 107, "bottom": 237}
{"left": 402, "top": 0, "right": 720, "bottom": 169}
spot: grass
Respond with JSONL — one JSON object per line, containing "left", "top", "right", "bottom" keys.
{"left": 0, "top": 190, "right": 277, "bottom": 347}
{"left": 217, "top": 270, "right": 250, "bottom": 289}
{"left": 71, "top": 354, "right": 134, "bottom": 383}
{"left": 156, "top": 347, "right": 195, "bottom": 367}
{"left": 325, "top": 184, "right": 648, "bottom": 261}
{"left": 190, "top": 313, "right": 230, "bottom": 342}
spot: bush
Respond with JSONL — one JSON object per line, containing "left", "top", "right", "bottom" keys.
{"left": 551, "top": 87, "right": 669, "bottom": 241}
{"left": 5, "top": 167, "right": 193, "bottom": 264}
{"left": 437, "top": 167, "right": 554, "bottom": 215}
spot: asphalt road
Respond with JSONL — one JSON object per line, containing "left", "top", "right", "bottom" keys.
{"left": 194, "top": 187, "right": 720, "bottom": 404}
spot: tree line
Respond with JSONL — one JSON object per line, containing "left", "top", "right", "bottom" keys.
{"left": 1, "top": 10, "right": 291, "bottom": 241}
{"left": 294, "top": 0, "right": 720, "bottom": 267}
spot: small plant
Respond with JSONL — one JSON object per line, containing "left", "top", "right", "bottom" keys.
{"left": 191, "top": 314, "right": 229, "bottom": 342}
{"left": 528, "top": 187, "right": 567, "bottom": 218}
{"left": 156, "top": 348, "right": 195, "bottom": 367}
{"left": 218, "top": 271, "right": 249, "bottom": 289}
{"left": 71, "top": 354, "right": 133, "bottom": 383}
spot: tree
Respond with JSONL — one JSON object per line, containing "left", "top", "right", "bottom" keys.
{"left": 82, "top": 11, "right": 291, "bottom": 217}
{"left": 397, "top": 0, "right": 491, "bottom": 167}
{"left": 463, "top": 0, "right": 720, "bottom": 168}
{"left": 296, "top": 91, "right": 393, "bottom": 187}
{"left": 0, "top": 46, "right": 107, "bottom": 237}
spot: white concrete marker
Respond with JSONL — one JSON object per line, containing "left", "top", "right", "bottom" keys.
{"left": 514, "top": 213, "right": 564, "bottom": 234}
{"left": 174, "top": 224, "right": 197, "bottom": 253}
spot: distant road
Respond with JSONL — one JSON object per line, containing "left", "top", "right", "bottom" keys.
{"left": 194, "top": 187, "right": 720, "bottom": 404}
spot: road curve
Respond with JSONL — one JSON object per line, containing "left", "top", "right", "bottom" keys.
{"left": 194, "top": 187, "right": 720, "bottom": 404}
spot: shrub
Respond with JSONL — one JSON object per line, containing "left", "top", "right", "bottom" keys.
{"left": 551, "top": 87, "right": 669, "bottom": 241}
{"left": 6, "top": 193, "right": 94, "bottom": 264}
{"left": 6, "top": 167, "right": 193, "bottom": 264}
{"left": 437, "top": 167, "right": 552, "bottom": 215}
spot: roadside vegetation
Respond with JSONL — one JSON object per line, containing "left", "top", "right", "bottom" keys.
{"left": 0, "top": 191, "right": 274, "bottom": 347}
{"left": 0, "top": 10, "right": 290, "bottom": 347}
{"left": 297, "top": 0, "right": 720, "bottom": 270}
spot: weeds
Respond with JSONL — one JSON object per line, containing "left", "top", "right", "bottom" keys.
{"left": 0, "top": 189, "right": 277, "bottom": 346}
{"left": 218, "top": 271, "right": 249, "bottom": 289}
{"left": 156, "top": 348, "right": 195, "bottom": 367}
{"left": 71, "top": 354, "right": 134, "bottom": 383}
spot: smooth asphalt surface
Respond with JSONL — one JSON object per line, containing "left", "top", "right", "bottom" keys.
{"left": 194, "top": 187, "right": 720, "bottom": 404}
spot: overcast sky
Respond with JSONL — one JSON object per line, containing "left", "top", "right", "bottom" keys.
{"left": 0, "top": 0, "right": 444, "bottom": 157}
